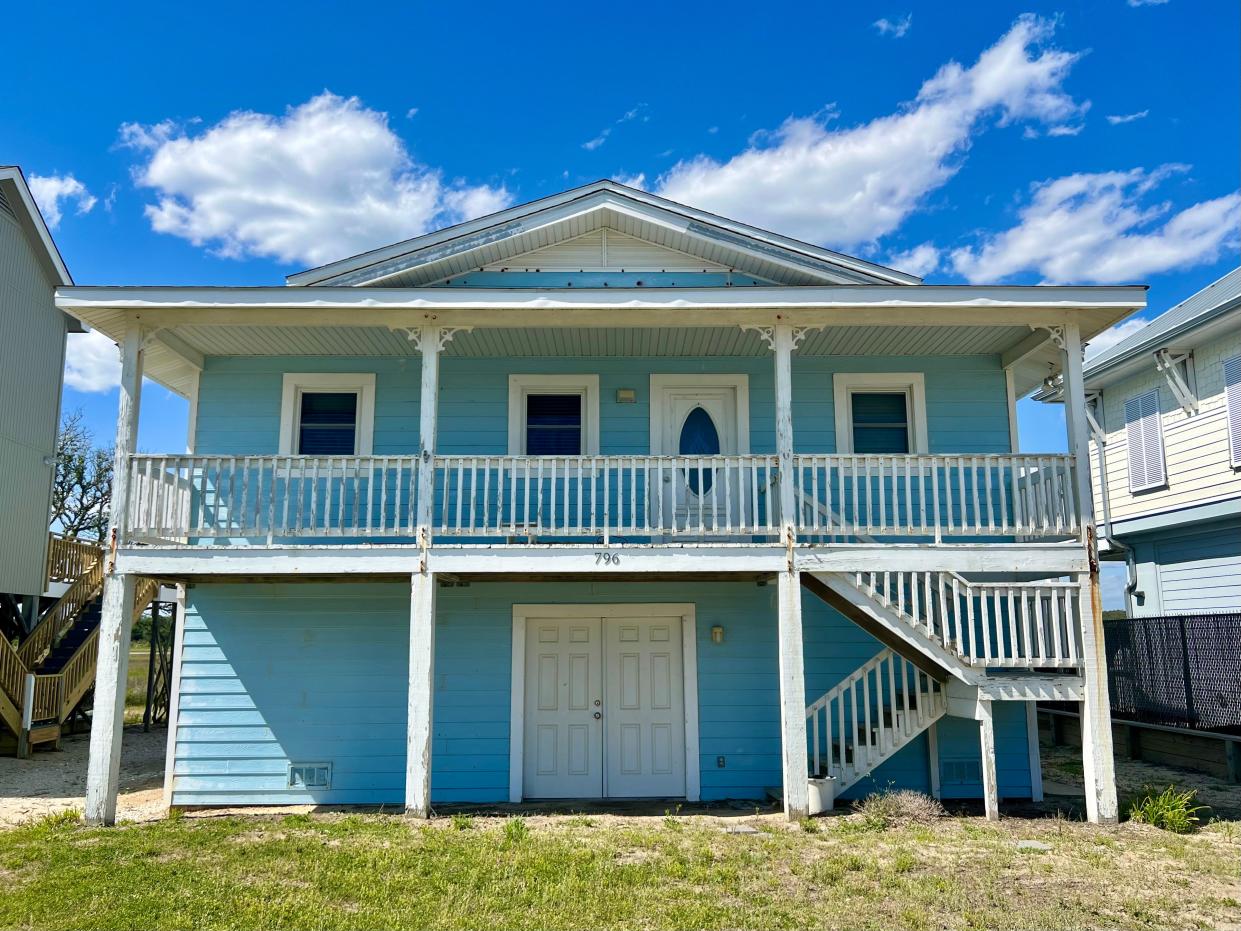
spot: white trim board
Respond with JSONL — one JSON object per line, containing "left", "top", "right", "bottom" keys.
{"left": 832, "top": 372, "right": 929, "bottom": 454}
{"left": 507, "top": 375, "right": 600, "bottom": 455}
{"left": 509, "top": 603, "right": 700, "bottom": 804}
{"left": 278, "top": 373, "right": 376, "bottom": 456}
{"left": 649, "top": 374, "right": 751, "bottom": 455}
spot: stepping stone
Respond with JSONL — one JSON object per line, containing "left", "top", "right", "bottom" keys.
{"left": 1015, "top": 839, "right": 1051, "bottom": 851}
{"left": 724, "top": 824, "right": 760, "bottom": 834}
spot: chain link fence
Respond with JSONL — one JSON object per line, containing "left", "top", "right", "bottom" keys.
{"left": 1105, "top": 612, "right": 1241, "bottom": 735}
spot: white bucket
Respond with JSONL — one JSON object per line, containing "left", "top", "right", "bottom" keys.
{"left": 807, "top": 776, "right": 837, "bottom": 815}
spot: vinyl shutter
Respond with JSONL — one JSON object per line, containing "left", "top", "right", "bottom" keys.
{"left": 1124, "top": 389, "right": 1166, "bottom": 492}
{"left": 1226, "top": 355, "right": 1241, "bottom": 468}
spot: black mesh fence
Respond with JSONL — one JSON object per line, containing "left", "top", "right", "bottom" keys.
{"left": 1105, "top": 613, "right": 1241, "bottom": 735}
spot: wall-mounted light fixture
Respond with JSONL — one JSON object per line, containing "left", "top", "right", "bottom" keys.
{"left": 710, "top": 625, "right": 725, "bottom": 645}
{"left": 615, "top": 388, "right": 637, "bottom": 404}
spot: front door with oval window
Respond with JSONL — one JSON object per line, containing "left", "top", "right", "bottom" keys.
{"left": 652, "top": 382, "right": 745, "bottom": 532}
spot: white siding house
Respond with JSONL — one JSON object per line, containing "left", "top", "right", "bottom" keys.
{"left": 1067, "top": 269, "right": 1241, "bottom": 615}
{"left": 0, "top": 167, "right": 76, "bottom": 600}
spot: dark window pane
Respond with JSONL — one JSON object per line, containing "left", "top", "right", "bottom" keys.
{"left": 526, "top": 393, "right": 582, "bottom": 455}
{"left": 851, "top": 392, "right": 909, "bottom": 454}
{"left": 298, "top": 391, "right": 357, "bottom": 455}
{"left": 679, "top": 406, "right": 721, "bottom": 493}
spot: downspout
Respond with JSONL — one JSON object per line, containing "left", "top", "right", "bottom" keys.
{"left": 1093, "top": 427, "right": 1140, "bottom": 613}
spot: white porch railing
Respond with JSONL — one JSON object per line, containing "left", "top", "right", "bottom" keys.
{"left": 126, "top": 452, "right": 1079, "bottom": 545}
{"left": 791, "top": 454, "right": 1079, "bottom": 541}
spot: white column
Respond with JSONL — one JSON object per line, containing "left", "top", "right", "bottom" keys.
{"left": 1062, "top": 321, "right": 1118, "bottom": 824}
{"left": 927, "top": 722, "right": 942, "bottom": 800}
{"left": 772, "top": 324, "right": 807, "bottom": 820}
{"left": 406, "top": 571, "right": 437, "bottom": 817}
{"left": 1026, "top": 702, "right": 1044, "bottom": 802}
{"left": 85, "top": 321, "right": 143, "bottom": 826}
{"left": 406, "top": 326, "right": 441, "bottom": 816}
{"left": 978, "top": 698, "right": 999, "bottom": 821}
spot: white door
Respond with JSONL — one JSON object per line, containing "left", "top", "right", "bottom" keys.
{"left": 653, "top": 385, "right": 741, "bottom": 528}
{"left": 523, "top": 617, "right": 604, "bottom": 798}
{"left": 522, "top": 613, "right": 686, "bottom": 799}
{"left": 604, "top": 615, "right": 686, "bottom": 798}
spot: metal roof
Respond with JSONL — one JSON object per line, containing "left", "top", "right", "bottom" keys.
{"left": 1083, "top": 267, "right": 1241, "bottom": 382}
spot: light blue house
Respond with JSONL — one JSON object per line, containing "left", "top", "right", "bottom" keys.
{"left": 57, "top": 182, "right": 1145, "bottom": 824}
{"left": 1055, "top": 269, "right": 1241, "bottom": 616}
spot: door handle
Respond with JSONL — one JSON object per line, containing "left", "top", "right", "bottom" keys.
{"left": 593, "top": 711, "right": 602, "bottom": 720}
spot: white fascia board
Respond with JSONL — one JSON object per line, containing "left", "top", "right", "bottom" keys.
{"left": 0, "top": 168, "right": 73, "bottom": 287}
{"left": 57, "top": 284, "right": 1148, "bottom": 316}
{"left": 1083, "top": 301, "right": 1241, "bottom": 390}
{"left": 287, "top": 181, "right": 919, "bottom": 288}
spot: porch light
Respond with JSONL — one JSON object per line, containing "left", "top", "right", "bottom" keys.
{"left": 711, "top": 625, "right": 725, "bottom": 645}
{"left": 616, "top": 388, "right": 637, "bottom": 403}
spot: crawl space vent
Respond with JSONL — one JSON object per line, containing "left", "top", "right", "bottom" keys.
{"left": 940, "top": 759, "right": 982, "bottom": 786}
{"left": 288, "top": 762, "right": 332, "bottom": 790}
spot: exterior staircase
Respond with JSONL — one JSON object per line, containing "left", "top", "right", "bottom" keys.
{"left": 805, "top": 648, "right": 946, "bottom": 795}
{"left": 0, "top": 535, "right": 159, "bottom": 755}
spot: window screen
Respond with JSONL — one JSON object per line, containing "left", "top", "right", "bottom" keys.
{"left": 850, "top": 392, "right": 910, "bottom": 454}
{"left": 1124, "top": 389, "right": 1165, "bottom": 492}
{"left": 525, "top": 393, "right": 583, "bottom": 455}
{"left": 297, "top": 391, "right": 358, "bottom": 455}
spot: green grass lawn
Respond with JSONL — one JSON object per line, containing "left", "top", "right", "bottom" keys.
{"left": 0, "top": 810, "right": 1237, "bottom": 930}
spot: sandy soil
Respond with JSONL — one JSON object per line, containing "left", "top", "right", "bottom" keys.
{"left": 0, "top": 726, "right": 168, "bottom": 826}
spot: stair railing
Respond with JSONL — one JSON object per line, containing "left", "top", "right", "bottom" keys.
{"left": 0, "top": 636, "right": 26, "bottom": 710}
{"left": 44, "top": 534, "right": 105, "bottom": 587}
{"left": 18, "top": 554, "right": 105, "bottom": 669}
{"left": 805, "top": 648, "right": 943, "bottom": 786}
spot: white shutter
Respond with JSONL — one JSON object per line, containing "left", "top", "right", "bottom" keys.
{"left": 1225, "top": 355, "right": 1241, "bottom": 468}
{"left": 1124, "top": 389, "right": 1166, "bottom": 492}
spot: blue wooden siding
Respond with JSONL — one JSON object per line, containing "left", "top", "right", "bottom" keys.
{"left": 172, "top": 580, "right": 1032, "bottom": 807}
{"left": 195, "top": 354, "right": 1013, "bottom": 457}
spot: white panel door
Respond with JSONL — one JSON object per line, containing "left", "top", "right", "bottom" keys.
{"left": 604, "top": 615, "right": 686, "bottom": 798}
{"left": 523, "top": 617, "right": 603, "bottom": 798}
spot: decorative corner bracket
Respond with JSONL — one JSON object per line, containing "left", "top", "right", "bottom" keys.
{"left": 740, "top": 324, "right": 823, "bottom": 352}
{"left": 1034, "top": 324, "right": 1066, "bottom": 349}
{"left": 391, "top": 326, "right": 473, "bottom": 353}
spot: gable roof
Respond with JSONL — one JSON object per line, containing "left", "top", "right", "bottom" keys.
{"left": 287, "top": 179, "right": 921, "bottom": 288}
{"left": 0, "top": 166, "right": 73, "bottom": 288}
{"left": 1083, "top": 266, "right": 1241, "bottom": 388}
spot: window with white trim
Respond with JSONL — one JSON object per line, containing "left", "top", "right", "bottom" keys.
{"left": 508, "top": 375, "right": 599, "bottom": 455}
{"left": 1225, "top": 354, "right": 1241, "bottom": 468}
{"left": 1124, "top": 388, "right": 1166, "bottom": 492}
{"left": 279, "top": 374, "right": 376, "bottom": 455}
{"left": 832, "top": 373, "right": 929, "bottom": 454}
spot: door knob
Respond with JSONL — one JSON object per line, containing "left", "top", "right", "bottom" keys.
{"left": 593, "top": 711, "right": 602, "bottom": 720}
{"left": 594, "top": 699, "right": 601, "bottom": 706}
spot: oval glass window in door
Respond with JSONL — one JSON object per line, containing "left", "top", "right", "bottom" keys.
{"left": 679, "top": 406, "right": 721, "bottom": 494}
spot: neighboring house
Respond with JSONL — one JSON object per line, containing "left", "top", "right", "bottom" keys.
{"left": 1071, "top": 269, "right": 1240, "bottom": 616}
{"left": 56, "top": 181, "right": 1146, "bottom": 826}
{"left": 0, "top": 167, "right": 77, "bottom": 624}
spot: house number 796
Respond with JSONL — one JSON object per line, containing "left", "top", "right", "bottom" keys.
{"left": 595, "top": 552, "right": 622, "bottom": 566}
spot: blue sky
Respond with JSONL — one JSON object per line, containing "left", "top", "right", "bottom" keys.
{"left": 3, "top": 1, "right": 1238, "bottom": 546}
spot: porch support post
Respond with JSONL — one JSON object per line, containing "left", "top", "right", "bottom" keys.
{"left": 776, "top": 570, "right": 809, "bottom": 820}
{"left": 406, "top": 571, "right": 437, "bottom": 817}
{"left": 978, "top": 698, "right": 1000, "bottom": 821}
{"left": 85, "top": 320, "right": 144, "bottom": 826}
{"left": 405, "top": 325, "right": 441, "bottom": 817}
{"left": 1061, "top": 321, "right": 1118, "bottom": 824}
{"left": 773, "top": 325, "right": 797, "bottom": 540}
{"left": 1026, "top": 702, "right": 1044, "bottom": 802}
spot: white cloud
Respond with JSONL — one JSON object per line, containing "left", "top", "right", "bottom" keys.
{"left": 582, "top": 130, "right": 610, "bottom": 151}
{"left": 582, "top": 104, "right": 648, "bottom": 151}
{"left": 873, "top": 13, "right": 912, "bottom": 38}
{"left": 657, "top": 15, "right": 1086, "bottom": 247}
{"left": 1127, "top": 0, "right": 1168, "bottom": 6}
{"left": 887, "top": 242, "right": 940, "bottom": 277}
{"left": 614, "top": 173, "right": 648, "bottom": 191}
{"left": 405, "top": 107, "right": 419, "bottom": 119}
{"left": 1046, "top": 123, "right": 1084, "bottom": 136}
{"left": 950, "top": 166, "right": 1241, "bottom": 283}
{"left": 64, "top": 329, "right": 120, "bottom": 392}
{"left": 1084, "top": 316, "right": 1149, "bottom": 360}
{"left": 1107, "top": 110, "right": 1148, "bottom": 124}
{"left": 27, "top": 174, "right": 97, "bottom": 229}
{"left": 119, "top": 92, "right": 512, "bottom": 266}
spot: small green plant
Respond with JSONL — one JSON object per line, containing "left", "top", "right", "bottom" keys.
{"left": 852, "top": 790, "right": 946, "bottom": 830}
{"left": 1126, "top": 786, "right": 1205, "bottom": 834}
{"left": 503, "top": 817, "right": 528, "bottom": 844}
{"left": 798, "top": 816, "right": 820, "bottom": 834}
{"left": 449, "top": 813, "right": 474, "bottom": 831}
{"left": 663, "top": 803, "right": 683, "bottom": 831}
{"left": 32, "top": 808, "right": 80, "bottom": 831}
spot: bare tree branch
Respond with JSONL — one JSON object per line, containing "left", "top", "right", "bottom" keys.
{"left": 50, "top": 409, "right": 112, "bottom": 540}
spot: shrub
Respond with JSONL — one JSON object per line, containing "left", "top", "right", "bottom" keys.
{"left": 853, "top": 790, "right": 946, "bottom": 829}
{"left": 1126, "top": 786, "right": 1205, "bottom": 834}
{"left": 503, "top": 817, "right": 529, "bottom": 844}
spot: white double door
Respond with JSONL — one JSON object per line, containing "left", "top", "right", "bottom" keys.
{"left": 523, "top": 612, "right": 686, "bottom": 799}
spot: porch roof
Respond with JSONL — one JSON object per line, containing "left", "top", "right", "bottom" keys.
{"left": 55, "top": 283, "right": 1146, "bottom": 400}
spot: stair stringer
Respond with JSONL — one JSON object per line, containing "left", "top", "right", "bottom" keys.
{"left": 803, "top": 571, "right": 983, "bottom": 686}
